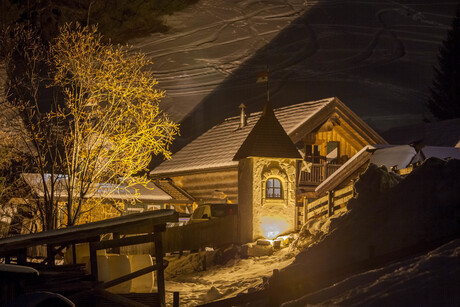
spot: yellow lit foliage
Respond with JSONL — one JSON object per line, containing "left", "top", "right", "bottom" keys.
{"left": 51, "top": 24, "right": 179, "bottom": 226}
{"left": 68, "top": 199, "right": 123, "bottom": 225}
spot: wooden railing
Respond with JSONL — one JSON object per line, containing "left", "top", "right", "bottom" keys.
{"left": 299, "top": 163, "right": 342, "bottom": 185}
{"left": 300, "top": 183, "right": 355, "bottom": 224}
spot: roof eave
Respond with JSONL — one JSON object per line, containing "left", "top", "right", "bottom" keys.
{"left": 150, "top": 164, "right": 238, "bottom": 178}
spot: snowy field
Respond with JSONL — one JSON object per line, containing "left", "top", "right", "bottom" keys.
{"left": 131, "top": 0, "right": 457, "bottom": 145}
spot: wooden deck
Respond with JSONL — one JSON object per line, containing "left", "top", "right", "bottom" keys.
{"left": 0, "top": 209, "right": 178, "bottom": 307}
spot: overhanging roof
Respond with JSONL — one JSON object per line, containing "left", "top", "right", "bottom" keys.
{"left": 21, "top": 173, "right": 192, "bottom": 203}
{"left": 151, "top": 97, "right": 386, "bottom": 177}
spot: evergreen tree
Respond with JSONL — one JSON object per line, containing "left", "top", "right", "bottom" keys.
{"left": 428, "top": 5, "right": 460, "bottom": 120}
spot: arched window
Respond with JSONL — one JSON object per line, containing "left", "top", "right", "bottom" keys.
{"left": 266, "top": 178, "right": 282, "bottom": 199}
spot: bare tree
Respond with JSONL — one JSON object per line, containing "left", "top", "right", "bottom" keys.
{"left": 1, "top": 24, "right": 179, "bottom": 229}
{"left": 1, "top": 24, "right": 63, "bottom": 231}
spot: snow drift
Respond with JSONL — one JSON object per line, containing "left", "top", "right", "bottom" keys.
{"left": 275, "top": 157, "right": 460, "bottom": 304}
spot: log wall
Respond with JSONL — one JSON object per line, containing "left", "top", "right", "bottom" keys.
{"left": 170, "top": 169, "right": 238, "bottom": 203}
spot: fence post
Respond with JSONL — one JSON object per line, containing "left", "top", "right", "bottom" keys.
{"left": 173, "top": 292, "right": 180, "bottom": 307}
{"left": 304, "top": 198, "right": 308, "bottom": 223}
{"left": 328, "top": 190, "right": 334, "bottom": 217}
{"left": 154, "top": 224, "right": 166, "bottom": 307}
{"left": 352, "top": 180, "right": 357, "bottom": 198}
{"left": 269, "top": 269, "right": 280, "bottom": 307}
{"left": 46, "top": 244, "right": 55, "bottom": 266}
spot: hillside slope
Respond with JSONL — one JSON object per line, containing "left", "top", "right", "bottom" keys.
{"left": 132, "top": 0, "right": 458, "bottom": 151}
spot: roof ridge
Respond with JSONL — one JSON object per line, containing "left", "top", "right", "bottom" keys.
{"left": 223, "top": 97, "right": 335, "bottom": 122}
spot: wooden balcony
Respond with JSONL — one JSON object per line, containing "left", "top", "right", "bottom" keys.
{"left": 299, "top": 163, "right": 342, "bottom": 186}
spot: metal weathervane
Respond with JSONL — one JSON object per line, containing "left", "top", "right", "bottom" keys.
{"left": 256, "top": 67, "right": 270, "bottom": 102}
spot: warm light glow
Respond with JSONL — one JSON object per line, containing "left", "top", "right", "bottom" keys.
{"left": 260, "top": 216, "right": 289, "bottom": 239}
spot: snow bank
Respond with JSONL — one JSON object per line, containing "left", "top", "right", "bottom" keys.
{"left": 282, "top": 238, "right": 460, "bottom": 306}
{"left": 276, "top": 158, "right": 460, "bottom": 303}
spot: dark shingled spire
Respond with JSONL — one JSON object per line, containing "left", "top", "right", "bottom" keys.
{"left": 233, "top": 101, "right": 302, "bottom": 161}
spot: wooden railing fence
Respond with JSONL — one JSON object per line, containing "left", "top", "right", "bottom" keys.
{"left": 300, "top": 164, "right": 416, "bottom": 225}
{"left": 299, "top": 163, "right": 342, "bottom": 185}
{"left": 300, "top": 183, "right": 355, "bottom": 224}
{"left": 121, "top": 215, "right": 238, "bottom": 255}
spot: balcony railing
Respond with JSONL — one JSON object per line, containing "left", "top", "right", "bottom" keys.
{"left": 299, "top": 163, "right": 342, "bottom": 185}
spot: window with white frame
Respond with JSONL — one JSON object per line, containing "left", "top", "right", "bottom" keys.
{"left": 266, "top": 178, "right": 283, "bottom": 199}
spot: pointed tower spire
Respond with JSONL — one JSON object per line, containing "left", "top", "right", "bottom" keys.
{"left": 233, "top": 101, "right": 301, "bottom": 161}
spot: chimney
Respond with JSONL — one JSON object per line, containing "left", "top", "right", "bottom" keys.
{"left": 239, "top": 103, "right": 247, "bottom": 128}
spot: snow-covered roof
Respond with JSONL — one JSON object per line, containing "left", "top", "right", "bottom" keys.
{"left": 369, "top": 145, "right": 417, "bottom": 170}
{"left": 151, "top": 97, "right": 385, "bottom": 177}
{"left": 20, "top": 173, "right": 193, "bottom": 203}
{"left": 151, "top": 98, "right": 333, "bottom": 176}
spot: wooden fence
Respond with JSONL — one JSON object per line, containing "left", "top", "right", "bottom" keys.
{"left": 121, "top": 215, "right": 238, "bottom": 255}
{"left": 302, "top": 183, "right": 355, "bottom": 223}
{"left": 300, "top": 164, "right": 416, "bottom": 224}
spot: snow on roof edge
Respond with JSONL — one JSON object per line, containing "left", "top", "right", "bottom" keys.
{"left": 315, "top": 145, "right": 377, "bottom": 193}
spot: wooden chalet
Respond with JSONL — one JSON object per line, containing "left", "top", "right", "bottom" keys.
{"left": 3, "top": 174, "right": 193, "bottom": 236}
{"left": 150, "top": 97, "right": 386, "bottom": 201}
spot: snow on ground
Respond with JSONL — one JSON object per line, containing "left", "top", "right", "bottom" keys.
{"left": 162, "top": 212, "right": 343, "bottom": 306}
{"left": 276, "top": 157, "right": 460, "bottom": 305}
{"left": 282, "top": 238, "right": 460, "bottom": 306}
{"left": 161, "top": 157, "right": 459, "bottom": 306}
{"left": 164, "top": 246, "right": 295, "bottom": 306}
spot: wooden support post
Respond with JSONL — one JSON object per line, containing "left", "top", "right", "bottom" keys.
{"left": 17, "top": 248, "right": 27, "bottom": 265}
{"left": 89, "top": 236, "right": 100, "bottom": 281}
{"left": 154, "top": 224, "right": 166, "bottom": 307}
{"left": 304, "top": 198, "right": 308, "bottom": 223}
{"left": 46, "top": 244, "right": 55, "bottom": 266}
{"left": 327, "top": 190, "right": 334, "bottom": 217}
{"left": 173, "top": 291, "right": 180, "bottom": 307}
{"left": 269, "top": 269, "right": 279, "bottom": 307}
{"left": 352, "top": 180, "right": 356, "bottom": 198}
{"left": 112, "top": 232, "right": 121, "bottom": 254}
{"left": 72, "top": 243, "right": 77, "bottom": 264}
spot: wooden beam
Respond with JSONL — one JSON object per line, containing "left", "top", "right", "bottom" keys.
{"left": 92, "top": 233, "right": 155, "bottom": 251}
{"left": 89, "top": 236, "right": 100, "bottom": 281}
{"left": 99, "top": 263, "right": 163, "bottom": 290}
{"left": 0, "top": 210, "right": 177, "bottom": 254}
{"left": 327, "top": 191, "right": 334, "bottom": 217}
{"left": 42, "top": 244, "right": 68, "bottom": 265}
{"left": 154, "top": 224, "right": 166, "bottom": 307}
